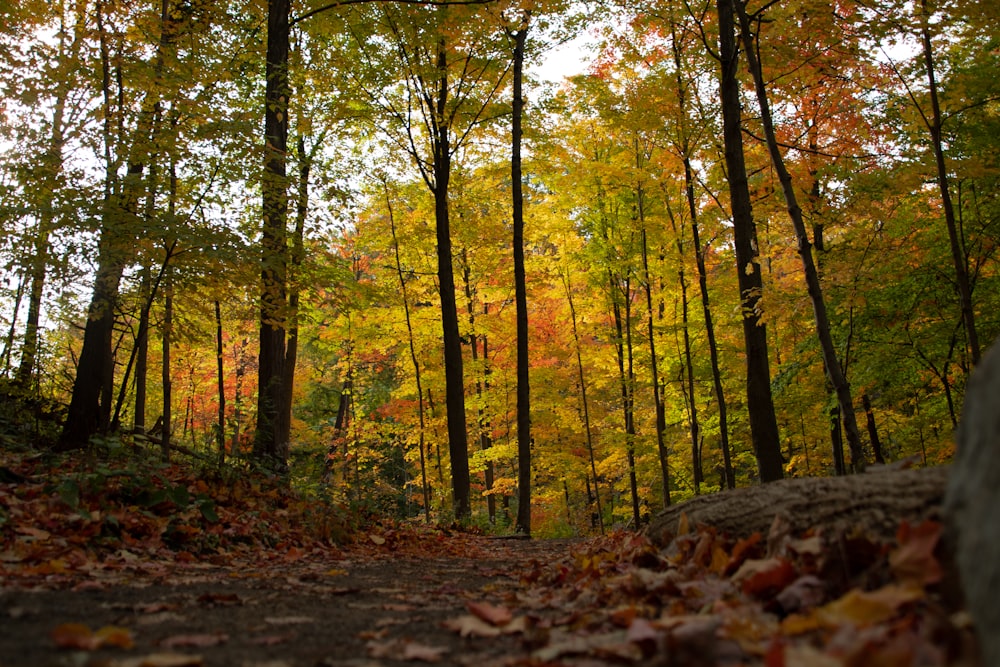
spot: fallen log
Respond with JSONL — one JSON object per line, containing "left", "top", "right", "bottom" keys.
{"left": 646, "top": 464, "right": 949, "bottom": 547}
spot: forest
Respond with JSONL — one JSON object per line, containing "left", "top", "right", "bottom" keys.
{"left": 0, "top": 0, "right": 997, "bottom": 537}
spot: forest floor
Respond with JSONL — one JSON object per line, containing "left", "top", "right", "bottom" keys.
{"left": 0, "top": 447, "right": 984, "bottom": 666}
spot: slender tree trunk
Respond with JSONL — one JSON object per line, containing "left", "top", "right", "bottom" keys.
{"left": 215, "top": 300, "right": 226, "bottom": 466}
{"left": 736, "top": 1, "right": 865, "bottom": 472}
{"left": 638, "top": 179, "right": 672, "bottom": 506}
{"left": 612, "top": 281, "right": 641, "bottom": 528}
{"left": 255, "top": 0, "right": 291, "bottom": 469}
{"left": 161, "top": 264, "right": 173, "bottom": 462}
{"left": 862, "top": 393, "right": 885, "bottom": 465}
{"left": 511, "top": 22, "right": 532, "bottom": 536}
{"left": 429, "top": 42, "right": 471, "bottom": 521}
{"left": 1, "top": 277, "right": 25, "bottom": 376}
{"left": 133, "top": 268, "right": 151, "bottom": 435}
{"left": 667, "top": 24, "right": 734, "bottom": 489}
{"left": 918, "top": 0, "right": 979, "bottom": 366}
{"left": 564, "top": 272, "right": 604, "bottom": 534}
{"left": 715, "top": 0, "right": 783, "bottom": 481}
{"left": 461, "top": 254, "right": 496, "bottom": 522}
{"left": 665, "top": 200, "right": 702, "bottom": 494}
{"left": 385, "top": 181, "right": 431, "bottom": 523}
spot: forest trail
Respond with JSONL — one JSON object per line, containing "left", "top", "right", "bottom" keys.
{"left": 1, "top": 536, "right": 576, "bottom": 667}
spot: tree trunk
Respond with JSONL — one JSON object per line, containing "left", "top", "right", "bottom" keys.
{"left": 862, "top": 393, "right": 886, "bottom": 465}
{"left": 511, "top": 22, "right": 532, "bottom": 536}
{"left": 918, "top": 0, "right": 979, "bottom": 366}
{"left": 255, "top": 0, "right": 291, "bottom": 470}
{"left": 639, "top": 176, "right": 672, "bottom": 507}
{"left": 133, "top": 268, "right": 151, "bottom": 435}
{"left": 430, "top": 41, "right": 471, "bottom": 521}
{"left": 462, "top": 253, "right": 496, "bottom": 523}
{"left": 736, "top": 0, "right": 865, "bottom": 472}
{"left": 564, "top": 271, "right": 604, "bottom": 534}
{"left": 58, "top": 0, "right": 179, "bottom": 450}
{"left": 715, "top": 0, "right": 783, "bottom": 481}
{"left": 215, "top": 301, "right": 226, "bottom": 467}
{"left": 161, "top": 264, "right": 173, "bottom": 462}
{"left": 613, "top": 283, "right": 641, "bottom": 528}
{"left": 385, "top": 180, "right": 431, "bottom": 523}
{"left": 648, "top": 465, "right": 948, "bottom": 544}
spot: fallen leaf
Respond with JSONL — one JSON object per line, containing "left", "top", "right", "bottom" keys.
{"left": 112, "top": 653, "right": 205, "bottom": 667}
{"left": 890, "top": 520, "right": 943, "bottom": 587}
{"left": 95, "top": 625, "right": 136, "bottom": 649}
{"left": 466, "top": 600, "right": 513, "bottom": 626}
{"left": 817, "top": 584, "right": 923, "bottom": 627}
{"left": 776, "top": 575, "right": 826, "bottom": 613}
{"left": 442, "top": 614, "right": 502, "bottom": 637}
{"left": 51, "top": 622, "right": 97, "bottom": 650}
{"left": 367, "top": 638, "right": 448, "bottom": 662}
{"left": 264, "top": 615, "right": 315, "bottom": 625}
{"left": 734, "top": 557, "right": 797, "bottom": 597}
{"left": 159, "top": 633, "right": 229, "bottom": 648}
{"left": 369, "top": 533, "right": 386, "bottom": 545}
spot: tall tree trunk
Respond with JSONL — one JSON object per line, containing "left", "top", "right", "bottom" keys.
{"left": 563, "top": 272, "right": 604, "bottom": 534}
{"left": 215, "top": 300, "right": 226, "bottom": 466}
{"left": 638, "top": 177, "right": 672, "bottom": 507}
{"left": 430, "top": 41, "right": 471, "bottom": 521}
{"left": 862, "top": 393, "right": 886, "bottom": 465}
{"left": 161, "top": 264, "right": 173, "bottom": 462}
{"left": 511, "top": 22, "right": 532, "bottom": 536}
{"left": 715, "top": 0, "right": 783, "bottom": 481}
{"left": 255, "top": 0, "right": 291, "bottom": 469}
{"left": 665, "top": 200, "right": 702, "bottom": 494}
{"left": 133, "top": 267, "right": 151, "bottom": 435}
{"left": 58, "top": 0, "right": 178, "bottom": 450}
{"left": 385, "top": 181, "right": 431, "bottom": 523}
{"left": 17, "top": 0, "right": 84, "bottom": 385}
{"left": 612, "top": 281, "right": 641, "bottom": 528}
{"left": 736, "top": 1, "right": 865, "bottom": 472}
{"left": 918, "top": 0, "right": 979, "bottom": 366}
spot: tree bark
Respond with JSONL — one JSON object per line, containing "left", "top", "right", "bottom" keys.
{"left": 215, "top": 300, "right": 226, "bottom": 466}
{"left": 715, "top": 0, "right": 783, "bottom": 481}
{"left": 511, "top": 22, "right": 532, "bottom": 536}
{"left": 648, "top": 465, "right": 948, "bottom": 545}
{"left": 255, "top": 0, "right": 291, "bottom": 470}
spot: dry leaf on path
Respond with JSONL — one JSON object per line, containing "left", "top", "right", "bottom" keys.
{"left": 466, "top": 600, "right": 513, "bottom": 626}
{"left": 159, "top": 632, "right": 229, "bottom": 648}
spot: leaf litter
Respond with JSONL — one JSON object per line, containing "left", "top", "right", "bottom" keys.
{"left": 0, "top": 449, "right": 982, "bottom": 665}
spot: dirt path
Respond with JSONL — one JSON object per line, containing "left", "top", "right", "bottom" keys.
{"left": 1, "top": 537, "right": 578, "bottom": 667}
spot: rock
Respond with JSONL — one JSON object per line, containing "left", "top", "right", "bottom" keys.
{"left": 945, "top": 342, "right": 1000, "bottom": 665}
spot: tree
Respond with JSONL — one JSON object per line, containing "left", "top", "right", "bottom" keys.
{"left": 734, "top": 0, "right": 866, "bottom": 473}
{"left": 714, "top": 0, "right": 783, "bottom": 482}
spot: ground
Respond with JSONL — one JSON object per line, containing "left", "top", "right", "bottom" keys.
{"left": 1, "top": 537, "right": 571, "bottom": 667}
{"left": 0, "top": 451, "right": 984, "bottom": 666}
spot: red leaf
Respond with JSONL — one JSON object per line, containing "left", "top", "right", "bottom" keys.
{"left": 890, "top": 520, "right": 942, "bottom": 587}
{"left": 735, "top": 558, "right": 797, "bottom": 597}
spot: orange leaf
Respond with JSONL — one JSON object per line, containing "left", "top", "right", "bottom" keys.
{"left": 94, "top": 625, "right": 135, "bottom": 649}
{"left": 466, "top": 600, "right": 513, "bottom": 626}
{"left": 51, "top": 622, "right": 97, "bottom": 650}
{"left": 890, "top": 520, "right": 942, "bottom": 587}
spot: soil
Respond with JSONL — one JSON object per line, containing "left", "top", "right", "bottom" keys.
{"left": 0, "top": 537, "right": 578, "bottom": 667}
